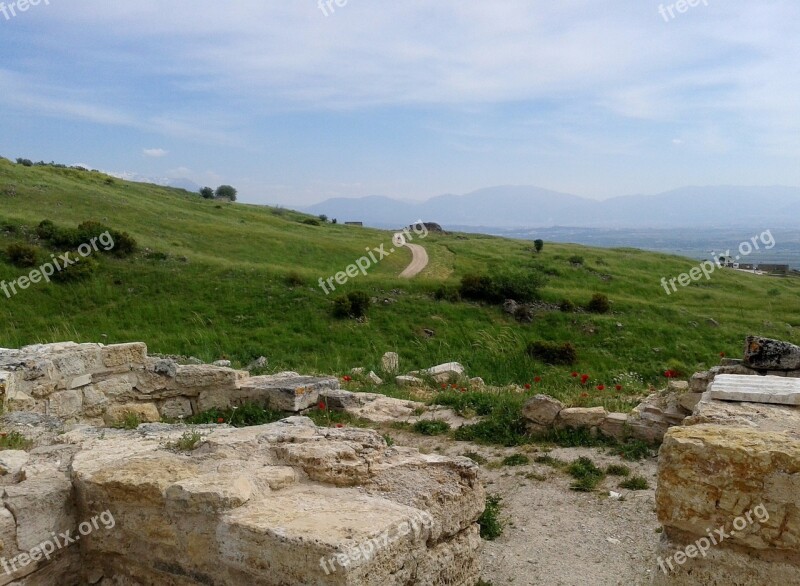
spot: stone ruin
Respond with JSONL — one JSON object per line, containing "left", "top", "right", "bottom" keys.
{"left": 654, "top": 336, "right": 800, "bottom": 584}
{"left": 0, "top": 342, "right": 484, "bottom": 585}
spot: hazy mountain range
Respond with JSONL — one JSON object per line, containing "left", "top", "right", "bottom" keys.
{"left": 304, "top": 185, "right": 800, "bottom": 229}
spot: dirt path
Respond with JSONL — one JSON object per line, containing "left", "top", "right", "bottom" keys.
{"left": 399, "top": 243, "right": 429, "bottom": 278}
{"left": 385, "top": 429, "right": 661, "bottom": 585}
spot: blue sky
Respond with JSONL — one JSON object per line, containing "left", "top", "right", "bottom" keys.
{"left": 1, "top": 1, "right": 799, "bottom": 206}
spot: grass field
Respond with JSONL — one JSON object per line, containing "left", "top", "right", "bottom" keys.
{"left": 2, "top": 158, "right": 799, "bottom": 412}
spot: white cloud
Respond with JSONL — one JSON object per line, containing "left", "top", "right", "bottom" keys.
{"left": 143, "top": 148, "right": 168, "bottom": 157}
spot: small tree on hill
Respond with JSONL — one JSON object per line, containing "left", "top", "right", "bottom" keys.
{"left": 199, "top": 187, "right": 214, "bottom": 199}
{"left": 215, "top": 185, "right": 238, "bottom": 201}
{"left": 534, "top": 239, "right": 544, "bottom": 253}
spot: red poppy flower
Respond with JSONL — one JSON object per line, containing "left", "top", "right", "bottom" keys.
{"left": 596, "top": 385, "right": 605, "bottom": 391}
{"left": 461, "top": 387, "right": 467, "bottom": 392}
{"left": 524, "top": 383, "right": 532, "bottom": 390}
{"left": 441, "top": 384, "right": 447, "bottom": 389}
{"left": 318, "top": 401, "right": 326, "bottom": 410}
{"left": 615, "top": 385, "right": 622, "bottom": 391}
{"left": 719, "top": 352, "right": 726, "bottom": 357}
{"left": 342, "top": 375, "right": 352, "bottom": 382}
{"left": 664, "top": 370, "right": 678, "bottom": 378}
{"left": 534, "top": 376, "right": 542, "bottom": 383}
{"left": 571, "top": 372, "right": 579, "bottom": 378}
{"left": 451, "top": 384, "right": 458, "bottom": 389}
{"left": 580, "top": 374, "right": 590, "bottom": 384}
{"left": 336, "top": 423, "right": 344, "bottom": 428}
{"left": 217, "top": 417, "right": 225, "bottom": 423}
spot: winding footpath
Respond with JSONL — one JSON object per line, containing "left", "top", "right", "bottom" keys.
{"left": 399, "top": 242, "right": 429, "bottom": 278}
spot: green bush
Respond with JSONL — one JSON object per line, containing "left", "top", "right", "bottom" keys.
{"left": 501, "top": 453, "right": 530, "bottom": 466}
{"left": 51, "top": 257, "right": 98, "bottom": 283}
{"left": 587, "top": 293, "right": 611, "bottom": 314}
{"left": 619, "top": 475, "right": 649, "bottom": 490}
{"left": 412, "top": 420, "right": 451, "bottom": 436}
{"left": 568, "top": 255, "right": 584, "bottom": 265}
{"left": 284, "top": 271, "right": 305, "bottom": 287}
{"left": 478, "top": 495, "right": 504, "bottom": 540}
{"left": 568, "top": 457, "right": 605, "bottom": 492}
{"left": 332, "top": 291, "right": 371, "bottom": 319}
{"left": 559, "top": 299, "right": 576, "bottom": 312}
{"left": 534, "top": 239, "right": 544, "bottom": 253}
{"left": 433, "top": 284, "right": 461, "bottom": 302}
{"left": 460, "top": 270, "right": 544, "bottom": 304}
{"left": 526, "top": 340, "right": 577, "bottom": 365}
{"left": 6, "top": 243, "right": 39, "bottom": 268}
{"left": 302, "top": 218, "right": 321, "bottom": 226}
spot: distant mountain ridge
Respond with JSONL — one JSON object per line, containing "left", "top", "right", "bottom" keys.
{"left": 305, "top": 185, "right": 800, "bottom": 229}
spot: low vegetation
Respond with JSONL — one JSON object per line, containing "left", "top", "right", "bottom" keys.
{"left": 478, "top": 494, "right": 504, "bottom": 540}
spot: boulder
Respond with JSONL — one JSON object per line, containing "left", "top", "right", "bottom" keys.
{"left": 381, "top": 352, "right": 400, "bottom": 374}
{"left": 234, "top": 373, "right": 339, "bottom": 412}
{"left": 103, "top": 402, "right": 161, "bottom": 426}
{"left": 367, "top": 371, "right": 383, "bottom": 385}
{"left": 744, "top": 336, "right": 800, "bottom": 371}
{"left": 708, "top": 374, "right": 800, "bottom": 406}
{"left": 395, "top": 375, "right": 424, "bottom": 388}
{"left": 521, "top": 395, "right": 564, "bottom": 427}
{"left": 421, "top": 363, "right": 465, "bottom": 383}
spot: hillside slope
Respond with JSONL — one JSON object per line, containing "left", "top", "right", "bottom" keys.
{"left": 1, "top": 159, "right": 799, "bottom": 406}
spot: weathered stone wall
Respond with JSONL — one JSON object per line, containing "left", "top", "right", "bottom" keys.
{"left": 654, "top": 378, "right": 800, "bottom": 584}
{"left": 0, "top": 343, "right": 338, "bottom": 426}
{"left": 1, "top": 417, "right": 484, "bottom": 585}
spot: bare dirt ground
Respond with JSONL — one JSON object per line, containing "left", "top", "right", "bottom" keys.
{"left": 387, "top": 429, "right": 661, "bottom": 586}
{"left": 399, "top": 243, "right": 429, "bottom": 278}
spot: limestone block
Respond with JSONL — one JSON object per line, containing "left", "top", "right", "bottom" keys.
{"left": 103, "top": 403, "right": 161, "bottom": 426}
{"left": 166, "top": 473, "right": 253, "bottom": 513}
{"left": 48, "top": 390, "right": 83, "bottom": 419}
{"left": 1, "top": 472, "right": 76, "bottom": 552}
{"left": 158, "top": 397, "right": 193, "bottom": 420}
{"left": 556, "top": 407, "right": 608, "bottom": 429}
{"left": 99, "top": 343, "right": 147, "bottom": 370}
{"left": 708, "top": 374, "right": 800, "bottom": 406}
{"left": 0, "top": 450, "right": 29, "bottom": 483}
{"left": 522, "top": 394, "right": 564, "bottom": 427}
{"left": 395, "top": 375, "right": 424, "bottom": 388}
{"left": 421, "top": 362, "right": 465, "bottom": 383}
{"left": 657, "top": 424, "right": 800, "bottom": 551}
{"left": 599, "top": 412, "right": 629, "bottom": 440}
{"left": 82, "top": 387, "right": 109, "bottom": 418}
{"left": 67, "top": 373, "right": 92, "bottom": 390}
{"left": 381, "top": 352, "right": 399, "bottom": 374}
{"left": 233, "top": 374, "right": 339, "bottom": 412}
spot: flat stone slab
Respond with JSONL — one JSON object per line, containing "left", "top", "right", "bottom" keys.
{"left": 708, "top": 374, "right": 800, "bottom": 406}
{"left": 237, "top": 372, "right": 340, "bottom": 412}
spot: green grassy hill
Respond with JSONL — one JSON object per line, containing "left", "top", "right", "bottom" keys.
{"left": 2, "top": 158, "right": 798, "bottom": 410}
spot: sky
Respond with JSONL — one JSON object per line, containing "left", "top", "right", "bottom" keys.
{"left": 1, "top": 0, "right": 799, "bottom": 207}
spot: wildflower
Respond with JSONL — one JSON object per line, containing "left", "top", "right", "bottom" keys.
{"left": 534, "top": 376, "right": 542, "bottom": 383}
{"left": 580, "top": 392, "right": 589, "bottom": 398}
{"left": 580, "top": 374, "right": 590, "bottom": 384}
{"left": 664, "top": 370, "right": 678, "bottom": 378}
{"left": 615, "top": 385, "right": 622, "bottom": 391}
{"left": 336, "top": 423, "right": 344, "bottom": 428}
{"left": 720, "top": 352, "right": 726, "bottom": 358}
{"left": 217, "top": 417, "right": 225, "bottom": 423}
{"left": 451, "top": 384, "right": 458, "bottom": 389}
{"left": 461, "top": 387, "right": 467, "bottom": 392}
{"left": 318, "top": 401, "right": 327, "bottom": 410}
{"left": 441, "top": 384, "right": 447, "bottom": 389}
{"left": 596, "top": 385, "right": 605, "bottom": 391}
{"left": 571, "top": 372, "right": 578, "bottom": 378}
{"left": 524, "top": 383, "right": 532, "bottom": 390}
{"left": 342, "top": 375, "right": 352, "bottom": 382}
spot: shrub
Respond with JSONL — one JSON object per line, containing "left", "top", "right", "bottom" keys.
{"left": 606, "top": 464, "right": 631, "bottom": 477}
{"left": 501, "top": 454, "right": 530, "bottom": 466}
{"left": 318, "top": 214, "right": 328, "bottom": 222}
{"left": 166, "top": 430, "right": 204, "bottom": 452}
{"left": 433, "top": 284, "right": 461, "bottom": 302}
{"left": 77, "top": 221, "right": 137, "bottom": 257}
{"left": 526, "top": 340, "right": 577, "bottom": 365}
{"left": 15, "top": 158, "right": 33, "bottom": 167}
{"left": 6, "top": 243, "right": 39, "bottom": 268}
{"left": 460, "top": 270, "right": 544, "bottom": 304}
{"left": 478, "top": 495, "right": 504, "bottom": 540}
{"left": 215, "top": 185, "right": 237, "bottom": 201}
{"left": 199, "top": 187, "right": 215, "bottom": 199}
{"left": 412, "top": 420, "right": 451, "bottom": 436}
{"left": 332, "top": 291, "right": 371, "bottom": 319}
{"left": 534, "top": 239, "right": 544, "bottom": 253}
{"left": 587, "top": 293, "right": 611, "bottom": 314}
{"left": 302, "top": 218, "right": 321, "bottom": 226}
{"left": 0, "top": 431, "right": 33, "bottom": 450}
{"left": 567, "top": 457, "right": 605, "bottom": 492}
{"left": 51, "top": 257, "right": 98, "bottom": 282}
{"left": 568, "top": 255, "right": 584, "bottom": 265}
{"left": 284, "top": 271, "right": 306, "bottom": 287}
{"left": 619, "top": 475, "right": 649, "bottom": 490}
{"left": 559, "top": 299, "right": 576, "bottom": 312}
